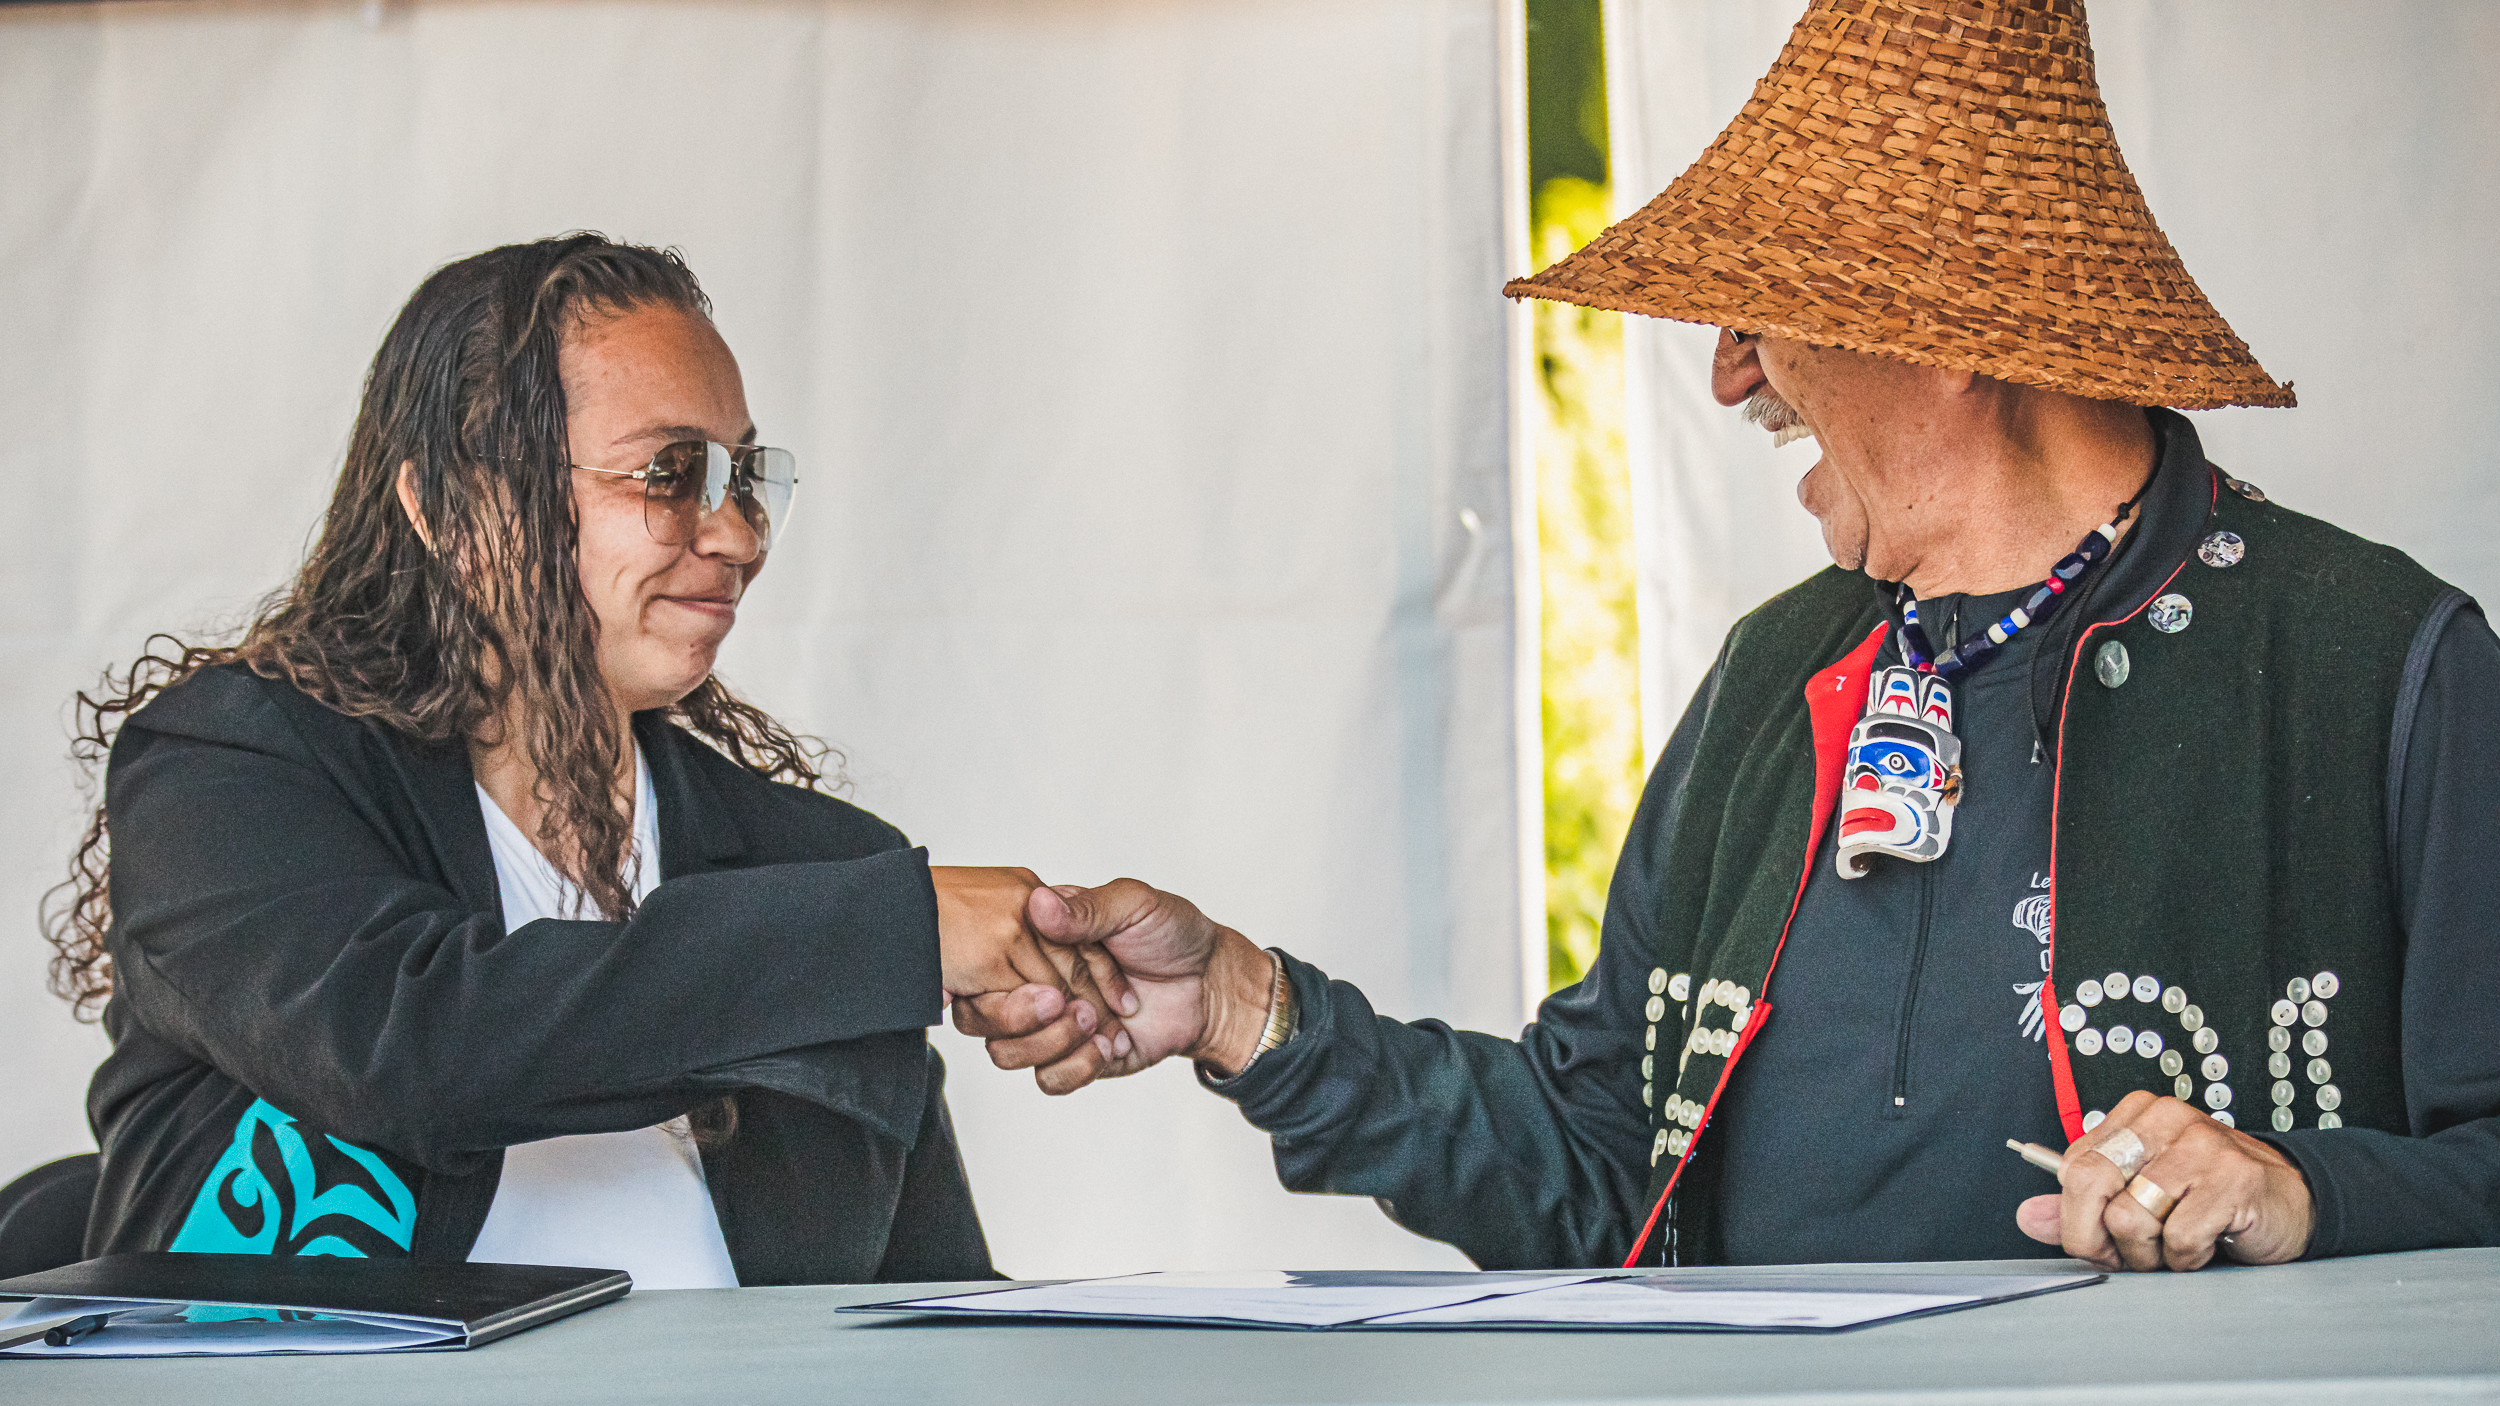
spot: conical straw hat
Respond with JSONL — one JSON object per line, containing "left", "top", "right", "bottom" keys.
{"left": 1507, "top": 0, "right": 2293, "bottom": 409}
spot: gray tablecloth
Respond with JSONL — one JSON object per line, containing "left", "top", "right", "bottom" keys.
{"left": 9, "top": 1250, "right": 2498, "bottom": 1405}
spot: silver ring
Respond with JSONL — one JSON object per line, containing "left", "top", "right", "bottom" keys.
{"left": 2093, "top": 1127, "right": 2148, "bottom": 1180}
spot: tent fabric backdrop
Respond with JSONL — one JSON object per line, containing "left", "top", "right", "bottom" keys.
{"left": 0, "top": 0, "right": 1527, "bottom": 1276}
{"left": 1608, "top": 0, "right": 2500, "bottom": 758}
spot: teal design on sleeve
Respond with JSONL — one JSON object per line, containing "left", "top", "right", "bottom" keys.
{"left": 169, "top": 1100, "right": 417, "bottom": 1257}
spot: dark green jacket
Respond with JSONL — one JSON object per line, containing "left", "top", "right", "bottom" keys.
{"left": 1219, "top": 426, "right": 2494, "bottom": 1268}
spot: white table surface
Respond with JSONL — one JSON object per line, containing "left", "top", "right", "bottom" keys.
{"left": 6, "top": 1250, "right": 2497, "bottom": 1405}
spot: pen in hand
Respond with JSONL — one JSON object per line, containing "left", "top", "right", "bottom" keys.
{"left": 2008, "top": 1129, "right": 2147, "bottom": 1181}
{"left": 2006, "top": 1139, "right": 2066, "bottom": 1175}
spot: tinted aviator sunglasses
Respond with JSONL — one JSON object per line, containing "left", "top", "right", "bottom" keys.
{"left": 573, "top": 441, "right": 798, "bottom": 553}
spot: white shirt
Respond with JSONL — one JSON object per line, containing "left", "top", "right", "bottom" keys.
{"left": 465, "top": 746, "right": 740, "bottom": 1289}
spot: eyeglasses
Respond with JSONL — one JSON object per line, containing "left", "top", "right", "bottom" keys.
{"left": 573, "top": 441, "right": 798, "bottom": 553}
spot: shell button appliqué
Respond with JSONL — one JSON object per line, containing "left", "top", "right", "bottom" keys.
{"left": 2198, "top": 530, "right": 2246, "bottom": 568}
{"left": 2094, "top": 640, "right": 2131, "bottom": 688}
{"left": 2148, "top": 594, "right": 2193, "bottom": 634}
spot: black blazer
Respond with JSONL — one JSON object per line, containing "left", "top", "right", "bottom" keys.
{"left": 84, "top": 663, "right": 993, "bottom": 1284}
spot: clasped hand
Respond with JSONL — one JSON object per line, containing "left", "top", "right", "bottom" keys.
{"left": 949, "top": 874, "right": 1279, "bottom": 1094}
{"left": 932, "top": 866, "right": 1157, "bottom": 1094}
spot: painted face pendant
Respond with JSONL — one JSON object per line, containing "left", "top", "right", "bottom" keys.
{"left": 1837, "top": 666, "right": 1963, "bottom": 878}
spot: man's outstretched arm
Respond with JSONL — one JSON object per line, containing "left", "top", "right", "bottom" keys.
{"left": 1001, "top": 677, "right": 1723, "bottom": 1270}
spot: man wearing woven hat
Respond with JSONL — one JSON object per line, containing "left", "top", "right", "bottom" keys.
{"left": 989, "top": 0, "right": 2500, "bottom": 1272}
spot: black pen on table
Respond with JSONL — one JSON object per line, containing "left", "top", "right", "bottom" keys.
{"left": 45, "top": 1313, "right": 112, "bottom": 1347}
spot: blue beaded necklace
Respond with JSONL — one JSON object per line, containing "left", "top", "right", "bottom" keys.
{"left": 1894, "top": 491, "right": 2146, "bottom": 682}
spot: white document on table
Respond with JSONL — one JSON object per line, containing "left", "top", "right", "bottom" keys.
{"left": 873, "top": 1271, "right": 1601, "bottom": 1328}
{"left": 851, "top": 1269, "right": 2101, "bottom": 1332}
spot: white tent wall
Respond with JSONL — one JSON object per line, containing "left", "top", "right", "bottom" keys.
{"left": 0, "top": 0, "right": 1531, "bottom": 1276}
{"left": 1607, "top": 0, "right": 2500, "bottom": 759}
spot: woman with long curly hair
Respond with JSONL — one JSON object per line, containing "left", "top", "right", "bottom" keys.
{"left": 49, "top": 234, "right": 1129, "bottom": 1286}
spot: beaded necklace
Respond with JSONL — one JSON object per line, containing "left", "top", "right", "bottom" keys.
{"left": 1836, "top": 483, "right": 2149, "bottom": 879}
{"left": 1894, "top": 496, "right": 2141, "bottom": 681}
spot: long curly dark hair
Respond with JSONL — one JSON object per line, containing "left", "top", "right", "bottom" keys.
{"left": 45, "top": 234, "right": 828, "bottom": 1031}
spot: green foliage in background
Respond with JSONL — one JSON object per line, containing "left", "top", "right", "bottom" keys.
{"left": 1528, "top": 0, "right": 1640, "bottom": 992}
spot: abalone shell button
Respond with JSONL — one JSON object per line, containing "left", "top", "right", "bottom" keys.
{"left": 2268, "top": 1026, "right": 2292, "bottom": 1053}
{"left": 2317, "top": 1084, "right": 2343, "bottom": 1112}
{"left": 2312, "top": 971, "right": 2340, "bottom": 999}
{"left": 2095, "top": 640, "right": 2131, "bottom": 687}
{"left": 2268, "top": 1052, "right": 2291, "bottom": 1079}
{"left": 2198, "top": 530, "right": 2246, "bottom": 568}
{"left": 2271, "top": 999, "right": 2299, "bottom": 1027}
{"left": 2286, "top": 976, "right": 2311, "bottom": 1003}
{"left": 2193, "top": 1027, "right": 2219, "bottom": 1054}
{"left": 2303, "top": 999, "right": 2329, "bottom": 1027}
{"left": 2205, "top": 1083, "right": 2233, "bottom": 1110}
{"left": 2181, "top": 1004, "right": 2205, "bottom": 1031}
{"left": 2148, "top": 594, "right": 2193, "bottom": 634}
{"left": 2077, "top": 980, "right": 2104, "bottom": 1006}
{"left": 2319, "top": 1112, "right": 2344, "bottom": 1130}
{"left": 2134, "top": 1028, "right": 2164, "bottom": 1057}
{"left": 2308, "top": 1058, "right": 2332, "bottom": 1084}
{"left": 2061, "top": 1003, "right": 2088, "bottom": 1032}
{"left": 2303, "top": 1030, "right": 2328, "bottom": 1057}
{"left": 2223, "top": 475, "right": 2267, "bottom": 502}
{"left": 2075, "top": 1028, "right": 2105, "bottom": 1056}
{"left": 2271, "top": 1107, "right": 2295, "bottom": 1133}
{"left": 2160, "top": 1049, "right": 2185, "bottom": 1077}
{"left": 2202, "top": 1053, "right": 2229, "bottom": 1080}
{"left": 2271, "top": 1080, "right": 2296, "bottom": 1107}
{"left": 2107, "top": 1025, "right": 2135, "bottom": 1054}
{"left": 2162, "top": 986, "right": 2187, "bottom": 1014}
{"left": 1669, "top": 972, "right": 1692, "bottom": 1002}
{"left": 1649, "top": 968, "right": 1668, "bottom": 995}
{"left": 1646, "top": 996, "right": 1666, "bottom": 1023}
{"left": 2132, "top": 975, "right": 2160, "bottom": 1003}
{"left": 2174, "top": 1074, "right": 2195, "bottom": 1099}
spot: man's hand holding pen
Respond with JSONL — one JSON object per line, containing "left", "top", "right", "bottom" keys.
{"left": 2012, "top": 1090, "right": 2316, "bottom": 1271}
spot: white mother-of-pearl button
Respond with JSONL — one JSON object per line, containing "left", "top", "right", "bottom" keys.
{"left": 2202, "top": 1053, "right": 2229, "bottom": 1080}
{"left": 2061, "top": 1004, "right": 2087, "bottom": 1032}
{"left": 2107, "top": 1026, "right": 2135, "bottom": 1054}
{"left": 2074, "top": 1028, "right": 2105, "bottom": 1056}
{"left": 2104, "top": 972, "right": 2130, "bottom": 1000}
{"left": 2303, "top": 1030, "right": 2328, "bottom": 1057}
{"left": 2193, "top": 1027, "right": 2219, "bottom": 1054}
{"left": 2205, "top": 1083, "right": 2234, "bottom": 1110}
{"left": 2312, "top": 971, "right": 2340, "bottom": 999}
{"left": 2077, "top": 980, "right": 2104, "bottom": 1006}
{"left": 2271, "top": 999, "right": 2299, "bottom": 1026}
{"left": 2135, "top": 1029, "right": 2163, "bottom": 1058}
{"left": 2161, "top": 986, "right": 2187, "bottom": 1014}
{"left": 2132, "top": 975, "right": 2160, "bottom": 1003}
{"left": 2286, "top": 976, "right": 2311, "bottom": 1003}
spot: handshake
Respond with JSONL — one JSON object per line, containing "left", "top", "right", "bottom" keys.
{"left": 929, "top": 868, "right": 1280, "bottom": 1094}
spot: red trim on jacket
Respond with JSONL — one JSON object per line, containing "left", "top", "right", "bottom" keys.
{"left": 1623, "top": 622, "right": 1887, "bottom": 1267}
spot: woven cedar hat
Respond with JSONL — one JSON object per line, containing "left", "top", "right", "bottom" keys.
{"left": 1507, "top": 0, "right": 2293, "bottom": 409}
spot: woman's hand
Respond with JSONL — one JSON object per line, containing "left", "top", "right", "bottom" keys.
{"left": 931, "top": 866, "right": 1135, "bottom": 1093}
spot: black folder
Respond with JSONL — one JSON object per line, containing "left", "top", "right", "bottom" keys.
{"left": 0, "top": 1252, "right": 628, "bottom": 1356}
